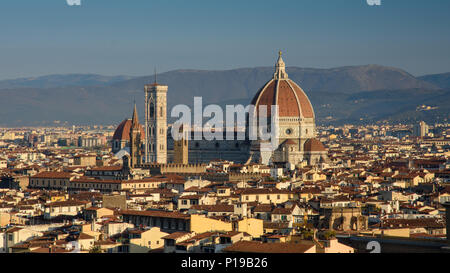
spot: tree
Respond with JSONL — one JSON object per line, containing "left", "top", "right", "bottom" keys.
{"left": 323, "top": 230, "right": 336, "bottom": 240}
{"left": 89, "top": 245, "right": 103, "bottom": 253}
{"left": 300, "top": 229, "right": 314, "bottom": 240}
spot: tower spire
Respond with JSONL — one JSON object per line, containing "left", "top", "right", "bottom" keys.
{"left": 131, "top": 103, "right": 139, "bottom": 128}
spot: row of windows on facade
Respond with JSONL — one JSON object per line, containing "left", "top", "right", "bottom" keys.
{"left": 30, "top": 180, "right": 159, "bottom": 189}
{"left": 48, "top": 207, "right": 81, "bottom": 213}
{"left": 30, "top": 180, "right": 119, "bottom": 189}
{"left": 192, "top": 142, "right": 240, "bottom": 148}
{"left": 149, "top": 144, "right": 165, "bottom": 151}
{"left": 87, "top": 171, "right": 119, "bottom": 176}
{"left": 245, "top": 195, "right": 283, "bottom": 201}
{"left": 149, "top": 105, "right": 164, "bottom": 118}
{"left": 181, "top": 199, "right": 198, "bottom": 205}
{"left": 149, "top": 127, "right": 165, "bottom": 135}
{"left": 126, "top": 216, "right": 188, "bottom": 231}
{"left": 166, "top": 194, "right": 286, "bottom": 203}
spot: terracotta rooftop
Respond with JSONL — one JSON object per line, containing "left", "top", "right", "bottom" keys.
{"left": 223, "top": 241, "right": 314, "bottom": 253}
{"left": 304, "top": 138, "right": 326, "bottom": 152}
{"left": 161, "top": 232, "right": 190, "bottom": 240}
{"left": 44, "top": 200, "right": 89, "bottom": 208}
{"left": 89, "top": 166, "right": 123, "bottom": 172}
{"left": 190, "top": 204, "right": 234, "bottom": 212}
{"left": 120, "top": 209, "right": 190, "bottom": 220}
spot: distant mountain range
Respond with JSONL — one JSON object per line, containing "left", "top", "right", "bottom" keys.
{"left": 0, "top": 65, "right": 448, "bottom": 126}
{"left": 418, "top": 72, "right": 450, "bottom": 89}
{"left": 0, "top": 74, "right": 134, "bottom": 89}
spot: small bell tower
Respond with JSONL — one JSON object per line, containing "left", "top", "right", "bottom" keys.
{"left": 129, "top": 103, "right": 142, "bottom": 168}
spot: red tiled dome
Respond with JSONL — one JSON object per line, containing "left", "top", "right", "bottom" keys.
{"left": 251, "top": 79, "right": 315, "bottom": 118}
{"left": 251, "top": 52, "right": 314, "bottom": 119}
{"left": 112, "top": 119, "right": 145, "bottom": 141}
{"left": 304, "top": 138, "right": 326, "bottom": 152}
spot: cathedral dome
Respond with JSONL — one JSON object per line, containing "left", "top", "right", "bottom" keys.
{"left": 251, "top": 51, "right": 315, "bottom": 119}
{"left": 113, "top": 119, "right": 145, "bottom": 141}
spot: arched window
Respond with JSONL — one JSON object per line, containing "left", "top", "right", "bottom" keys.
{"left": 150, "top": 103, "right": 155, "bottom": 118}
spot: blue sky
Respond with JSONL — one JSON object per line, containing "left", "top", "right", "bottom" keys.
{"left": 0, "top": 0, "right": 449, "bottom": 80}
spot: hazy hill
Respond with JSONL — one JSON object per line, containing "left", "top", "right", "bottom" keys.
{"left": 0, "top": 74, "right": 134, "bottom": 89}
{"left": 0, "top": 65, "right": 447, "bottom": 126}
{"left": 112, "top": 65, "right": 439, "bottom": 108}
{"left": 0, "top": 86, "right": 132, "bottom": 126}
{"left": 419, "top": 72, "right": 450, "bottom": 89}
{"left": 311, "top": 89, "right": 450, "bottom": 125}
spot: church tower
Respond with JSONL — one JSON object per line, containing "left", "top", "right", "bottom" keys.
{"left": 144, "top": 79, "right": 168, "bottom": 164}
{"left": 174, "top": 125, "right": 189, "bottom": 164}
{"left": 129, "top": 103, "right": 142, "bottom": 168}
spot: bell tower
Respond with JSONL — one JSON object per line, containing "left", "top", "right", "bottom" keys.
{"left": 174, "top": 125, "right": 189, "bottom": 164}
{"left": 129, "top": 103, "right": 142, "bottom": 168}
{"left": 144, "top": 76, "right": 168, "bottom": 164}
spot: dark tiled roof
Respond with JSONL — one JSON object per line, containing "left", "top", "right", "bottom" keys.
{"left": 223, "top": 241, "right": 314, "bottom": 253}
{"left": 120, "top": 209, "right": 190, "bottom": 220}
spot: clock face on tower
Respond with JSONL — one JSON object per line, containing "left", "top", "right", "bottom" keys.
{"left": 285, "top": 128, "right": 293, "bottom": 135}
